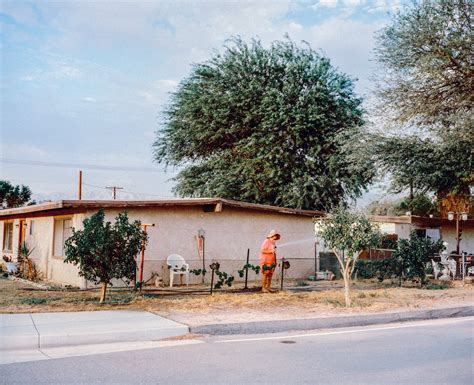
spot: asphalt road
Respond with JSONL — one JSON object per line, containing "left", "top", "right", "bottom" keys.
{"left": 1, "top": 318, "right": 473, "bottom": 385}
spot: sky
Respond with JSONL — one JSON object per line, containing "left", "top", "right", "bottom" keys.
{"left": 0, "top": 0, "right": 409, "bottom": 203}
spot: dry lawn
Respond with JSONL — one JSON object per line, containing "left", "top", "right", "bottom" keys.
{"left": 1, "top": 276, "right": 472, "bottom": 327}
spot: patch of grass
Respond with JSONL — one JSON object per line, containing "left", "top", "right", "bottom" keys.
{"left": 424, "top": 283, "right": 450, "bottom": 290}
{"left": 295, "top": 280, "right": 309, "bottom": 287}
{"left": 143, "top": 293, "right": 160, "bottom": 299}
{"left": 357, "top": 292, "right": 367, "bottom": 298}
{"left": 324, "top": 298, "right": 344, "bottom": 307}
{"left": 20, "top": 297, "right": 49, "bottom": 305}
{"left": 369, "top": 292, "right": 379, "bottom": 298}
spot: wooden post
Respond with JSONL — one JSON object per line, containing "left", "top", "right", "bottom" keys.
{"left": 138, "top": 223, "right": 155, "bottom": 293}
{"left": 202, "top": 236, "right": 206, "bottom": 284}
{"left": 456, "top": 213, "right": 460, "bottom": 255}
{"left": 78, "top": 170, "right": 82, "bottom": 200}
{"left": 210, "top": 268, "right": 215, "bottom": 295}
{"left": 280, "top": 258, "right": 285, "bottom": 291}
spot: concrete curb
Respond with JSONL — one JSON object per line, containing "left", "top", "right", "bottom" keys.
{"left": 0, "top": 311, "right": 189, "bottom": 351}
{"left": 190, "top": 306, "right": 474, "bottom": 335}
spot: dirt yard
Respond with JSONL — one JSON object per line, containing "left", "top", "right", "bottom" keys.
{"left": 1, "top": 276, "right": 472, "bottom": 327}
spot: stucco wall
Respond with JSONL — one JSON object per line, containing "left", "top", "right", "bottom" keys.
{"left": 440, "top": 227, "right": 474, "bottom": 254}
{"left": 2, "top": 206, "right": 317, "bottom": 287}
{"left": 94, "top": 206, "right": 317, "bottom": 285}
{"left": 375, "top": 222, "right": 411, "bottom": 239}
{"left": 24, "top": 217, "right": 53, "bottom": 275}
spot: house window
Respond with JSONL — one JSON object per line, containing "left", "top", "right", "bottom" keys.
{"left": 53, "top": 218, "right": 73, "bottom": 257}
{"left": 2, "top": 222, "right": 13, "bottom": 252}
{"left": 29, "top": 220, "right": 35, "bottom": 236}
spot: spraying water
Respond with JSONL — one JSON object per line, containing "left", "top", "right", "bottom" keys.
{"left": 277, "top": 237, "right": 315, "bottom": 248}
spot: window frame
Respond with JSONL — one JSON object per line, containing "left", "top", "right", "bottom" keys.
{"left": 53, "top": 217, "right": 73, "bottom": 258}
{"left": 2, "top": 222, "right": 14, "bottom": 253}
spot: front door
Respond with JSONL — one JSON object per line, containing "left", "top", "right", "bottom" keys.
{"left": 18, "top": 219, "right": 26, "bottom": 256}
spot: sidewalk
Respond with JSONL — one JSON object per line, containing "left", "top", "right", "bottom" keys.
{"left": 0, "top": 310, "right": 188, "bottom": 351}
{"left": 1, "top": 306, "right": 472, "bottom": 354}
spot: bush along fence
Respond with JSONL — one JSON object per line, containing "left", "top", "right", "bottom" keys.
{"left": 355, "top": 232, "right": 445, "bottom": 287}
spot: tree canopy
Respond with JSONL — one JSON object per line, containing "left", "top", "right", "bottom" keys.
{"left": 64, "top": 210, "right": 147, "bottom": 302}
{"left": 374, "top": 0, "right": 473, "bottom": 138}
{"left": 154, "top": 37, "right": 374, "bottom": 211}
{"left": 0, "top": 180, "right": 34, "bottom": 209}
{"left": 369, "top": 0, "right": 473, "bottom": 211}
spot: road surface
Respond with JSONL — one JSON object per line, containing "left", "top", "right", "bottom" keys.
{"left": 1, "top": 317, "right": 473, "bottom": 384}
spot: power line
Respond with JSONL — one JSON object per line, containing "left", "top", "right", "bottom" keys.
{"left": 82, "top": 182, "right": 175, "bottom": 198}
{"left": 0, "top": 157, "right": 172, "bottom": 173}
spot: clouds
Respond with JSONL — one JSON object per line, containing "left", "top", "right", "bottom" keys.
{"left": 1, "top": 0, "right": 403, "bottom": 200}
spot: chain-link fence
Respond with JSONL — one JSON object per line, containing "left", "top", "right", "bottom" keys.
{"left": 142, "top": 256, "right": 331, "bottom": 289}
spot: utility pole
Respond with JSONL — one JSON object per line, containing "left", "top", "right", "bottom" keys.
{"left": 78, "top": 170, "right": 83, "bottom": 200}
{"left": 106, "top": 186, "right": 123, "bottom": 200}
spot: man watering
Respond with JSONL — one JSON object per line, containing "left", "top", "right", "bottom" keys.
{"left": 260, "top": 230, "right": 280, "bottom": 293}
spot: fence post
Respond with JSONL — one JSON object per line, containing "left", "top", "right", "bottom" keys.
{"left": 210, "top": 268, "right": 215, "bottom": 295}
{"left": 280, "top": 258, "right": 285, "bottom": 291}
{"left": 244, "top": 248, "right": 250, "bottom": 289}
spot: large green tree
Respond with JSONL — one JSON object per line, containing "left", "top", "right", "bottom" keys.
{"left": 64, "top": 210, "right": 148, "bottom": 303}
{"left": 154, "top": 37, "right": 374, "bottom": 210}
{"left": 369, "top": 0, "right": 473, "bottom": 211}
{"left": 0, "top": 180, "right": 34, "bottom": 209}
{"left": 374, "top": 0, "right": 473, "bottom": 138}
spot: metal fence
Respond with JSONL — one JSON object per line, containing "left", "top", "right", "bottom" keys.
{"left": 142, "top": 256, "right": 323, "bottom": 288}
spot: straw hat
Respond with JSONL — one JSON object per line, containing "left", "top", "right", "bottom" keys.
{"left": 266, "top": 229, "right": 281, "bottom": 240}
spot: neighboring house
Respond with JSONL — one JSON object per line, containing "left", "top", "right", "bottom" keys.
{"left": 371, "top": 215, "right": 474, "bottom": 254}
{"left": 0, "top": 198, "right": 323, "bottom": 288}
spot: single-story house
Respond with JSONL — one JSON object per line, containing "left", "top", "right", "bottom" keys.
{"left": 371, "top": 215, "right": 474, "bottom": 254}
{"left": 0, "top": 198, "right": 323, "bottom": 288}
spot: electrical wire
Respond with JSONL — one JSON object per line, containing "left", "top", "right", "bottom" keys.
{"left": 82, "top": 182, "right": 176, "bottom": 199}
{"left": 0, "top": 157, "right": 172, "bottom": 173}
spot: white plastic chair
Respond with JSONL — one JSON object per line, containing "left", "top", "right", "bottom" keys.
{"left": 447, "top": 258, "right": 457, "bottom": 280}
{"left": 431, "top": 259, "right": 441, "bottom": 280}
{"left": 166, "top": 254, "right": 190, "bottom": 288}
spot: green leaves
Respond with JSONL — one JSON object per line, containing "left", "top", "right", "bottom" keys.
{"left": 154, "top": 37, "right": 372, "bottom": 210}
{"left": 374, "top": 0, "right": 473, "bottom": 137}
{"left": 392, "top": 232, "right": 445, "bottom": 285}
{"left": 0, "top": 180, "right": 34, "bottom": 209}
{"left": 64, "top": 210, "right": 148, "bottom": 288}
{"left": 316, "top": 207, "right": 381, "bottom": 258}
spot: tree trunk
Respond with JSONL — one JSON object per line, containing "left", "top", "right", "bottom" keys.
{"left": 342, "top": 269, "right": 351, "bottom": 308}
{"left": 99, "top": 282, "right": 108, "bottom": 303}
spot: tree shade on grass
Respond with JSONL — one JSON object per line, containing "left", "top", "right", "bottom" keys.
{"left": 154, "top": 37, "right": 374, "bottom": 211}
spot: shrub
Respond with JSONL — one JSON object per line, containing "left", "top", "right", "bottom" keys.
{"left": 393, "top": 232, "right": 444, "bottom": 287}
{"left": 64, "top": 210, "right": 148, "bottom": 303}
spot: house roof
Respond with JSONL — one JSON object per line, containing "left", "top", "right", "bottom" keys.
{"left": 0, "top": 198, "right": 325, "bottom": 220}
{"left": 371, "top": 215, "right": 474, "bottom": 228}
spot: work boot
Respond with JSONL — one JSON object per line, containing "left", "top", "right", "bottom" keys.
{"left": 261, "top": 275, "right": 269, "bottom": 293}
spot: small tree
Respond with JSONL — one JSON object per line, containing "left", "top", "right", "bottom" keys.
{"left": 316, "top": 207, "right": 380, "bottom": 307}
{"left": 64, "top": 210, "right": 148, "bottom": 303}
